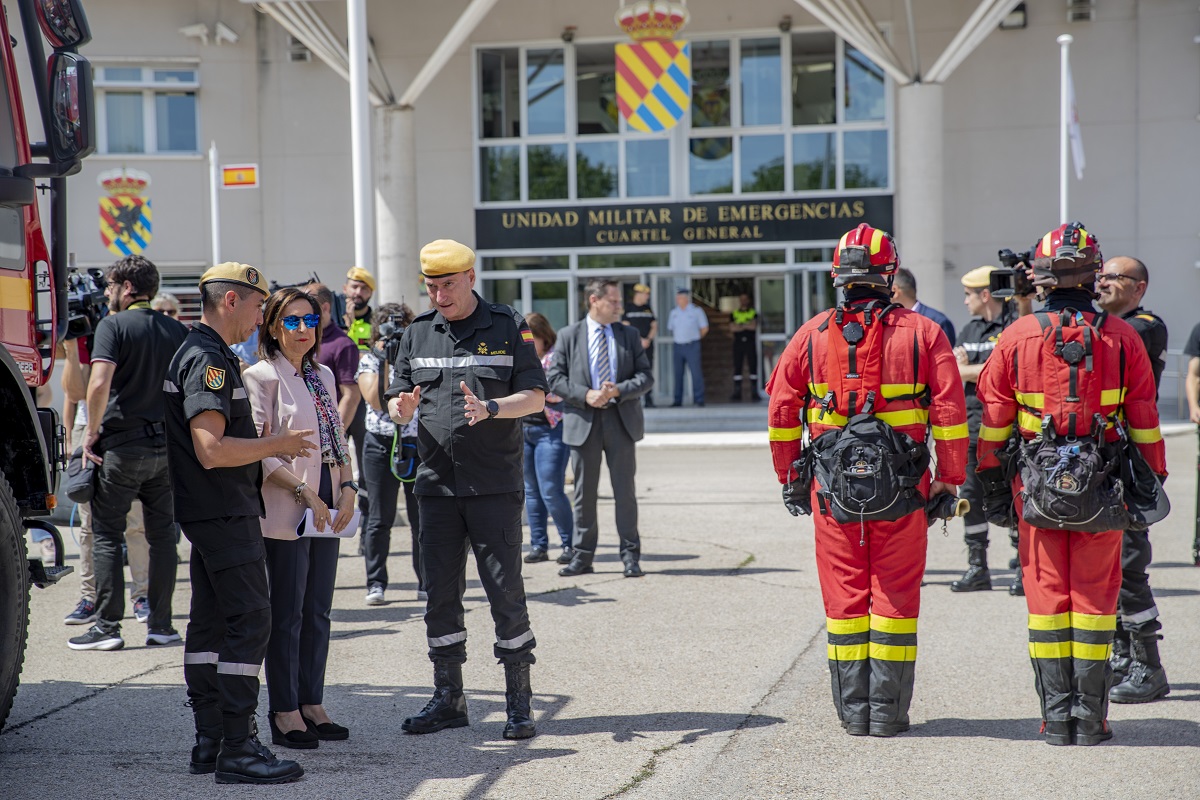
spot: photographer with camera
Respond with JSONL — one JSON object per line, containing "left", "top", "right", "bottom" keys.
{"left": 355, "top": 302, "right": 423, "bottom": 606}
{"left": 949, "top": 266, "right": 1022, "bottom": 596}
{"left": 68, "top": 255, "right": 189, "bottom": 652}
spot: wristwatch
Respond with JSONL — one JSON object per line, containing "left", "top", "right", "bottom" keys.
{"left": 485, "top": 399, "right": 499, "bottom": 420}
{"left": 340, "top": 480, "right": 359, "bottom": 493}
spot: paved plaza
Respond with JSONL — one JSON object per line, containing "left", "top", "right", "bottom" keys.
{"left": 1, "top": 435, "right": 1197, "bottom": 799}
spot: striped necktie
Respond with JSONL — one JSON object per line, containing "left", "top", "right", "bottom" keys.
{"left": 593, "top": 325, "right": 612, "bottom": 388}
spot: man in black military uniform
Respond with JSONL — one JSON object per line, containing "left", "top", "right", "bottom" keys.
{"left": 386, "top": 239, "right": 547, "bottom": 741}
{"left": 949, "top": 266, "right": 1022, "bottom": 595}
{"left": 622, "top": 283, "right": 656, "bottom": 407}
{"left": 165, "top": 262, "right": 315, "bottom": 784}
{"left": 1097, "top": 255, "right": 1170, "bottom": 703}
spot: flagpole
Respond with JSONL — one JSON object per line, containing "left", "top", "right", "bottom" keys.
{"left": 1057, "top": 34, "right": 1072, "bottom": 225}
{"left": 208, "top": 141, "right": 221, "bottom": 266}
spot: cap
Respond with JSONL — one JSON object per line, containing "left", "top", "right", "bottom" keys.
{"left": 346, "top": 266, "right": 376, "bottom": 292}
{"left": 632, "top": 283, "right": 651, "bottom": 294}
{"left": 420, "top": 239, "right": 476, "bottom": 277}
{"left": 961, "top": 265, "right": 996, "bottom": 289}
{"left": 676, "top": 287, "right": 690, "bottom": 295}
{"left": 199, "top": 262, "right": 268, "bottom": 297}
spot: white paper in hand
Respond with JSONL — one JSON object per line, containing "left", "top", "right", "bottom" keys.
{"left": 296, "top": 508, "right": 360, "bottom": 538}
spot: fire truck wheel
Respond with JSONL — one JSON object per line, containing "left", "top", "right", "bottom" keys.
{"left": 0, "top": 473, "right": 29, "bottom": 732}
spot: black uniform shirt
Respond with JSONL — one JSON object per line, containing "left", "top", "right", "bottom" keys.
{"left": 957, "top": 303, "right": 1016, "bottom": 408}
{"left": 622, "top": 303, "right": 655, "bottom": 339}
{"left": 90, "top": 303, "right": 188, "bottom": 436}
{"left": 164, "top": 322, "right": 265, "bottom": 523}
{"left": 387, "top": 294, "right": 547, "bottom": 497}
{"left": 1121, "top": 306, "right": 1168, "bottom": 394}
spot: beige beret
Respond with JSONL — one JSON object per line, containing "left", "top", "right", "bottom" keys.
{"left": 199, "top": 262, "right": 268, "bottom": 297}
{"left": 420, "top": 239, "right": 475, "bottom": 277}
{"left": 345, "top": 266, "right": 376, "bottom": 291}
{"left": 961, "top": 265, "right": 996, "bottom": 289}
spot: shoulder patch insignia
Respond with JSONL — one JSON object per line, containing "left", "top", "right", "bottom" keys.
{"left": 521, "top": 329, "right": 534, "bottom": 345}
{"left": 205, "top": 365, "right": 226, "bottom": 390}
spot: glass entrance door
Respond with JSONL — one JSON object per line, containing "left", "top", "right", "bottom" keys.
{"left": 527, "top": 277, "right": 571, "bottom": 330}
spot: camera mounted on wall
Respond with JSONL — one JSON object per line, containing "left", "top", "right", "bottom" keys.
{"left": 989, "top": 247, "right": 1037, "bottom": 298}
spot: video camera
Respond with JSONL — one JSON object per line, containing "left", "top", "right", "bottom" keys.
{"left": 989, "top": 247, "right": 1037, "bottom": 298}
{"left": 379, "top": 312, "right": 408, "bottom": 366}
{"left": 64, "top": 267, "right": 108, "bottom": 340}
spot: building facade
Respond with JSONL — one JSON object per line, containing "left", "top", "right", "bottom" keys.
{"left": 36, "top": 0, "right": 1200, "bottom": 408}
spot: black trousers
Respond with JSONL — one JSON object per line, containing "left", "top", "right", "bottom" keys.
{"left": 1118, "top": 529, "right": 1161, "bottom": 636}
{"left": 732, "top": 334, "right": 757, "bottom": 380}
{"left": 90, "top": 444, "right": 177, "bottom": 633}
{"left": 570, "top": 410, "right": 640, "bottom": 559}
{"left": 362, "top": 431, "right": 422, "bottom": 590}
{"left": 181, "top": 515, "right": 271, "bottom": 743}
{"left": 960, "top": 411, "right": 1018, "bottom": 553}
{"left": 418, "top": 492, "right": 535, "bottom": 665}
{"left": 348, "top": 401, "right": 368, "bottom": 513}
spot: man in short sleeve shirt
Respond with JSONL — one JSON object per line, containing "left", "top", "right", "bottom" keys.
{"left": 386, "top": 239, "right": 547, "bottom": 741}
{"left": 165, "top": 262, "right": 313, "bottom": 784}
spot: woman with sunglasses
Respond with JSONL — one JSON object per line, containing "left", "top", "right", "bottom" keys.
{"left": 244, "top": 287, "right": 356, "bottom": 749}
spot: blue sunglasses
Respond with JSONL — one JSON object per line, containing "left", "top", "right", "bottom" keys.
{"left": 281, "top": 314, "right": 320, "bottom": 331}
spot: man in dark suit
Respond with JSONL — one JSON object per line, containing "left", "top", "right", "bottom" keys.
{"left": 549, "top": 279, "right": 654, "bottom": 578}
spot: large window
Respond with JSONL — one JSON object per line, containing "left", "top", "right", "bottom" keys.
{"left": 476, "top": 31, "right": 890, "bottom": 204}
{"left": 96, "top": 66, "right": 199, "bottom": 154}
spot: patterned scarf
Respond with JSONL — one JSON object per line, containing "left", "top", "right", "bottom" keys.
{"left": 302, "top": 361, "right": 350, "bottom": 466}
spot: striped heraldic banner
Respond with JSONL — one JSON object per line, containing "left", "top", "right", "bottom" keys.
{"left": 615, "top": 41, "right": 691, "bottom": 133}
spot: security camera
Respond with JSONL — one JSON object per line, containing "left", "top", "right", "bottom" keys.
{"left": 179, "top": 22, "right": 209, "bottom": 46}
{"left": 779, "top": 15, "right": 792, "bottom": 33}
{"left": 561, "top": 26, "right": 576, "bottom": 43}
{"left": 214, "top": 21, "right": 239, "bottom": 45}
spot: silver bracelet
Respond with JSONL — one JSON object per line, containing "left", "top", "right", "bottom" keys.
{"left": 293, "top": 482, "right": 307, "bottom": 504}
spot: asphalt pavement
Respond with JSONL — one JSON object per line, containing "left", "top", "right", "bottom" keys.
{"left": 1, "top": 433, "right": 1198, "bottom": 799}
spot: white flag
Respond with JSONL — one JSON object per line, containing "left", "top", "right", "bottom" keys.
{"left": 1066, "top": 66, "right": 1085, "bottom": 180}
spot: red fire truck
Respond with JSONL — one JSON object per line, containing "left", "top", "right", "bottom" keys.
{"left": 0, "top": 0, "right": 96, "bottom": 731}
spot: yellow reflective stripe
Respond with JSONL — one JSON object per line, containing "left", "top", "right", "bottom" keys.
{"left": 768, "top": 426, "right": 802, "bottom": 442}
{"left": 1129, "top": 426, "right": 1162, "bottom": 444}
{"left": 932, "top": 422, "right": 969, "bottom": 441}
{"left": 0, "top": 276, "right": 32, "bottom": 312}
{"left": 869, "top": 642, "right": 917, "bottom": 662}
{"left": 870, "top": 615, "right": 917, "bottom": 634}
{"left": 1041, "top": 231, "right": 1054, "bottom": 256}
{"left": 1029, "top": 641, "right": 1072, "bottom": 659}
{"left": 979, "top": 424, "right": 1013, "bottom": 442}
{"left": 1015, "top": 391, "right": 1044, "bottom": 409}
{"left": 1028, "top": 612, "right": 1070, "bottom": 631}
{"left": 870, "top": 226, "right": 884, "bottom": 254}
{"left": 880, "top": 383, "right": 926, "bottom": 398}
{"left": 1100, "top": 388, "right": 1125, "bottom": 406}
{"left": 828, "top": 643, "right": 869, "bottom": 661}
{"left": 806, "top": 408, "right": 848, "bottom": 426}
{"left": 1069, "top": 612, "right": 1116, "bottom": 631}
{"left": 1018, "top": 409, "right": 1042, "bottom": 434}
{"left": 808, "top": 383, "right": 828, "bottom": 396}
{"left": 1073, "top": 641, "right": 1112, "bottom": 661}
{"left": 827, "top": 616, "right": 870, "bottom": 635}
{"left": 875, "top": 409, "right": 929, "bottom": 427}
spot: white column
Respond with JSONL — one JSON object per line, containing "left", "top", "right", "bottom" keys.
{"left": 375, "top": 106, "right": 420, "bottom": 306}
{"left": 1057, "top": 34, "right": 1073, "bottom": 225}
{"left": 895, "top": 82, "right": 945, "bottom": 311}
{"left": 347, "top": 0, "right": 375, "bottom": 272}
{"left": 208, "top": 141, "right": 220, "bottom": 266}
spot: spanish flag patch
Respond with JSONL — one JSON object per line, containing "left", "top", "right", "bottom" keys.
{"left": 521, "top": 329, "right": 534, "bottom": 344}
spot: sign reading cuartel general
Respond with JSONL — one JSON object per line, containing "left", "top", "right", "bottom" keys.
{"left": 475, "top": 194, "right": 893, "bottom": 250}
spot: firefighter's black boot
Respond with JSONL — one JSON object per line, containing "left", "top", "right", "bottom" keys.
{"left": 749, "top": 379, "right": 762, "bottom": 402}
{"left": 1110, "top": 635, "right": 1170, "bottom": 704}
{"left": 730, "top": 377, "right": 743, "bottom": 402}
{"left": 189, "top": 704, "right": 222, "bottom": 775}
{"left": 1009, "top": 567, "right": 1025, "bottom": 596}
{"left": 214, "top": 717, "right": 304, "bottom": 784}
{"left": 402, "top": 661, "right": 469, "bottom": 734}
{"left": 1109, "top": 629, "right": 1131, "bottom": 680}
{"left": 950, "top": 545, "right": 991, "bottom": 592}
{"left": 502, "top": 662, "right": 537, "bottom": 740}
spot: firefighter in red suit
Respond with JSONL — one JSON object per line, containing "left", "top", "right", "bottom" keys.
{"left": 976, "top": 223, "right": 1167, "bottom": 746}
{"left": 767, "top": 224, "right": 968, "bottom": 737}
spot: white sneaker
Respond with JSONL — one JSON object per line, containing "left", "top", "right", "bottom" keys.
{"left": 365, "top": 585, "right": 385, "bottom": 606}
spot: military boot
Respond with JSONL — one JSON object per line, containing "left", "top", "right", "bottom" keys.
{"left": 1110, "top": 636, "right": 1170, "bottom": 704}
{"left": 502, "top": 662, "right": 537, "bottom": 740}
{"left": 1109, "top": 630, "right": 1132, "bottom": 680}
{"left": 402, "top": 661, "right": 469, "bottom": 734}
{"left": 214, "top": 717, "right": 304, "bottom": 785}
{"left": 1009, "top": 568, "right": 1024, "bottom": 597}
{"left": 189, "top": 704, "right": 223, "bottom": 775}
{"left": 950, "top": 545, "right": 991, "bottom": 592}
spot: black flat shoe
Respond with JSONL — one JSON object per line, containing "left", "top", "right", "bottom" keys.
{"left": 523, "top": 547, "right": 548, "bottom": 563}
{"left": 302, "top": 715, "right": 350, "bottom": 741}
{"left": 268, "top": 713, "right": 319, "bottom": 750}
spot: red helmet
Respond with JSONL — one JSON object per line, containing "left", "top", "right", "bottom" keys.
{"left": 1030, "top": 221, "right": 1102, "bottom": 290}
{"left": 831, "top": 223, "right": 899, "bottom": 289}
